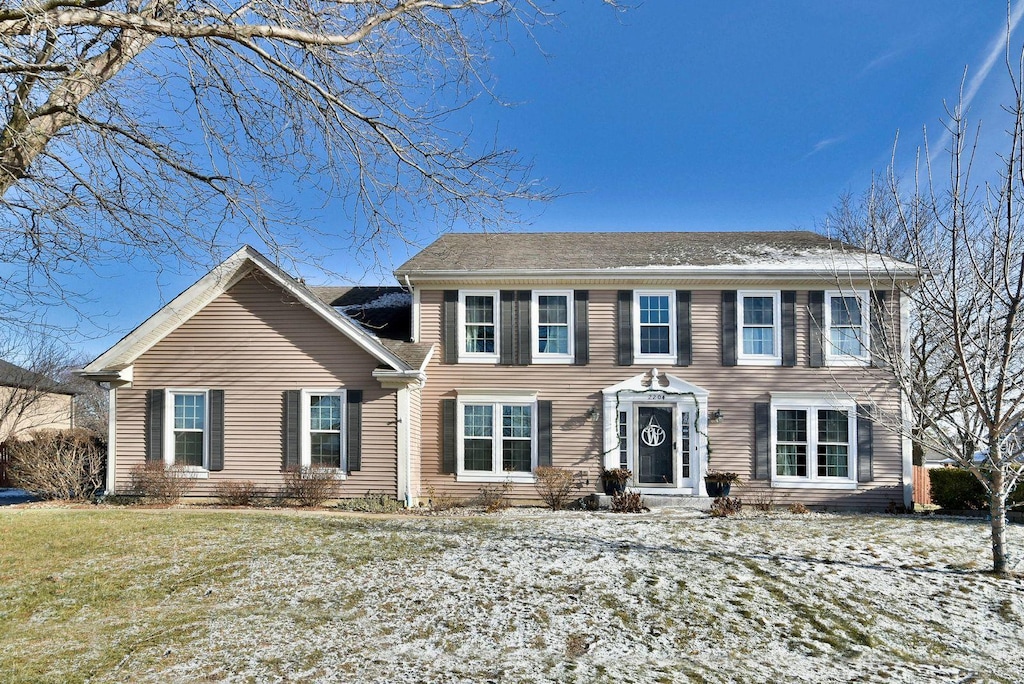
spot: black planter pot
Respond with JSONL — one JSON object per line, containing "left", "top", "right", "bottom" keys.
{"left": 602, "top": 480, "right": 627, "bottom": 496}
{"left": 705, "top": 480, "right": 732, "bottom": 497}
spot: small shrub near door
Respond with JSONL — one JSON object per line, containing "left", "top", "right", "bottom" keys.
{"left": 929, "top": 468, "right": 987, "bottom": 510}
{"left": 130, "top": 462, "right": 195, "bottom": 504}
{"left": 709, "top": 497, "right": 742, "bottom": 518}
{"left": 7, "top": 429, "right": 105, "bottom": 501}
{"left": 533, "top": 466, "right": 583, "bottom": 510}
{"left": 610, "top": 490, "right": 645, "bottom": 514}
{"left": 282, "top": 466, "right": 341, "bottom": 507}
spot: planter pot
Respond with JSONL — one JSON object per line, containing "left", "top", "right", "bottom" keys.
{"left": 603, "top": 480, "right": 627, "bottom": 496}
{"left": 705, "top": 481, "right": 731, "bottom": 498}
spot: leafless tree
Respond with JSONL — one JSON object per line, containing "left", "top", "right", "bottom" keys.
{"left": 0, "top": 336, "right": 77, "bottom": 444}
{"left": 1, "top": 0, "right": 613, "bottom": 335}
{"left": 822, "top": 52, "right": 1024, "bottom": 575}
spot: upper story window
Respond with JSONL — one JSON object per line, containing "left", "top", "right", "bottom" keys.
{"left": 825, "top": 291, "right": 869, "bottom": 365}
{"left": 532, "top": 290, "right": 573, "bottom": 362}
{"left": 738, "top": 290, "right": 781, "bottom": 365}
{"left": 171, "top": 391, "right": 206, "bottom": 468}
{"left": 459, "top": 396, "right": 536, "bottom": 480}
{"left": 458, "top": 290, "right": 499, "bottom": 363}
{"left": 633, "top": 291, "right": 676, "bottom": 363}
{"left": 305, "top": 391, "right": 345, "bottom": 469}
{"left": 771, "top": 395, "right": 857, "bottom": 489}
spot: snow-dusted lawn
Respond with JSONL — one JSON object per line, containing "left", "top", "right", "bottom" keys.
{"left": 2, "top": 508, "right": 1023, "bottom": 683}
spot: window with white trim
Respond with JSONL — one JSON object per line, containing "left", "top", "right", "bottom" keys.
{"left": 825, "top": 290, "right": 870, "bottom": 364}
{"left": 738, "top": 291, "right": 781, "bottom": 365}
{"left": 771, "top": 397, "right": 857, "bottom": 487}
{"left": 458, "top": 397, "right": 536, "bottom": 479}
{"left": 532, "top": 290, "right": 573, "bottom": 362}
{"left": 633, "top": 291, "right": 676, "bottom": 362}
{"left": 170, "top": 391, "right": 207, "bottom": 468}
{"left": 301, "top": 390, "right": 346, "bottom": 470}
{"left": 458, "top": 290, "right": 499, "bottom": 363}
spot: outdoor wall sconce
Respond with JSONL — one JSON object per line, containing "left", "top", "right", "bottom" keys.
{"left": 585, "top": 406, "right": 601, "bottom": 423}
{"left": 710, "top": 409, "right": 724, "bottom": 424}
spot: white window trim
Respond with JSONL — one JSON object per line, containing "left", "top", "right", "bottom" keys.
{"left": 300, "top": 389, "right": 348, "bottom": 476}
{"left": 737, "top": 290, "right": 782, "bottom": 366}
{"left": 770, "top": 394, "right": 858, "bottom": 490}
{"left": 633, "top": 290, "right": 677, "bottom": 364}
{"left": 456, "top": 392, "right": 538, "bottom": 483}
{"left": 458, "top": 290, "right": 500, "bottom": 364}
{"left": 163, "top": 388, "right": 210, "bottom": 477}
{"left": 824, "top": 290, "right": 871, "bottom": 366}
{"left": 531, "top": 289, "right": 574, "bottom": 363}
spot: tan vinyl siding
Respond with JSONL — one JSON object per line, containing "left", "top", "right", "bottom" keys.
{"left": 409, "top": 386, "right": 422, "bottom": 500}
{"left": 113, "top": 271, "right": 398, "bottom": 497}
{"left": 417, "top": 287, "right": 906, "bottom": 509}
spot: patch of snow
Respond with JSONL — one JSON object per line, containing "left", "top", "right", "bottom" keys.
{"left": 337, "top": 292, "right": 411, "bottom": 312}
{"left": 106, "top": 510, "right": 1024, "bottom": 683}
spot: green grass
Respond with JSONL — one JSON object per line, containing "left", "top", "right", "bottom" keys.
{"left": 1, "top": 508, "right": 1022, "bottom": 683}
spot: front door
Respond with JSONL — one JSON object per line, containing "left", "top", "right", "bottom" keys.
{"left": 637, "top": 405, "right": 673, "bottom": 485}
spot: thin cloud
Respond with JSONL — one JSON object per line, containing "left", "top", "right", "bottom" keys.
{"left": 929, "top": 2, "right": 1024, "bottom": 161}
{"left": 860, "top": 48, "right": 905, "bottom": 77}
{"left": 804, "top": 135, "right": 847, "bottom": 159}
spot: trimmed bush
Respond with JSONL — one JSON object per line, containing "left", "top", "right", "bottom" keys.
{"left": 282, "top": 466, "right": 341, "bottom": 507}
{"left": 709, "top": 496, "right": 742, "bottom": 517}
{"left": 533, "top": 466, "right": 583, "bottom": 511}
{"left": 130, "top": 462, "right": 194, "bottom": 504}
{"left": 610, "top": 490, "right": 645, "bottom": 513}
{"left": 7, "top": 429, "right": 105, "bottom": 501}
{"left": 929, "top": 468, "right": 987, "bottom": 510}
{"left": 214, "top": 480, "right": 259, "bottom": 506}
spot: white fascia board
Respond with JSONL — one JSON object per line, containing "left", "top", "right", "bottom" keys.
{"left": 85, "top": 245, "right": 411, "bottom": 376}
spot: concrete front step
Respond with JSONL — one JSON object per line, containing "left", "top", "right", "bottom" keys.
{"left": 587, "top": 494, "right": 714, "bottom": 511}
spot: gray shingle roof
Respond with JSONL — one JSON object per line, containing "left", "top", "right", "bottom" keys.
{"left": 309, "top": 286, "right": 432, "bottom": 369}
{"left": 395, "top": 231, "right": 889, "bottom": 273}
{"left": 0, "top": 359, "right": 72, "bottom": 394}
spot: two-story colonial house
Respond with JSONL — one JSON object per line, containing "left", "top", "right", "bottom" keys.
{"left": 82, "top": 231, "right": 918, "bottom": 509}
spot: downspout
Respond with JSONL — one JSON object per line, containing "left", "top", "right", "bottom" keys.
{"left": 106, "top": 386, "right": 117, "bottom": 495}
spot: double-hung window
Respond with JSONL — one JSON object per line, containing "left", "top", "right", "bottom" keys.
{"left": 771, "top": 395, "right": 857, "bottom": 489}
{"left": 458, "top": 395, "right": 537, "bottom": 481}
{"left": 170, "top": 391, "right": 206, "bottom": 468}
{"left": 161, "top": 389, "right": 210, "bottom": 475}
{"left": 825, "top": 290, "right": 870, "bottom": 365}
{"left": 737, "top": 291, "right": 781, "bottom": 365}
{"left": 532, "top": 290, "right": 573, "bottom": 362}
{"left": 301, "top": 390, "right": 346, "bottom": 470}
{"left": 458, "top": 290, "right": 499, "bottom": 363}
{"left": 633, "top": 291, "right": 676, "bottom": 363}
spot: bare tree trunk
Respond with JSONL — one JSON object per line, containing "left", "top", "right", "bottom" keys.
{"left": 989, "top": 454, "right": 1008, "bottom": 575}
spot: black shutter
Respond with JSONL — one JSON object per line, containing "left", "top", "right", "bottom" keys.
{"left": 721, "top": 291, "right": 737, "bottom": 367}
{"left": 781, "top": 290, "right": 797, "bottom": 367}
{"left": 443, "top": 290, "right": 458, "bottom": 364}
{"left": 617, "top": 290, "right": 633, "bottom": 366}
{"left": 283, "top": 390, "right": 300, "bottom": 470}
{"left": 516, "top": 290, "right": 532, "bottom": 365}
{"left": 808, "top": 291, "right": 825, "bottom": 368}
{"left": 870, "top": 290, "right": 890, "bottom": 367}
{"left": 754, "top": 402, "right": 770, "bottom": 480}
{"left": 346, "top": 390, "right": 363, "bottom": 472}
{"left": 573, "top": 290, "right": 589, "bottom": 366}
{"left": 499, "top": 290, "right": 515, "bottom": 365}
{"left": 145, "top": 389, "right": 164, "bottom": 463}
{"left": 208, "top": 389, "right": 225, "bottom": 471}
{"left": 857, "top": 404, "right": 873, "bottom": 483}
{"left": 537, "top": 400, "right": 553, "bottom": 467}
{"left": 442, "top": 398, "right": 457, "bottom": 474}
{"left": 676, "top": 290, "right": 692, "bottom": 367}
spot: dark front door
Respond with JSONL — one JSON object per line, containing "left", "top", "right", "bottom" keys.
{"left": 637, "top": 406, "right": 673, "bottom": 484}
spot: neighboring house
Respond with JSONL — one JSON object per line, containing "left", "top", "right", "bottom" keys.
{"left": 81, "top": 232, "right": 919, "bottom": 509}
{"left": 0, "top": 359, "right": 75, "bottom": 441}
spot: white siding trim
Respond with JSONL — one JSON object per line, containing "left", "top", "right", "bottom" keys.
{"left": 106, "top": 387, "right": 117, "bottom": 494}
{"left": 397, "top": 386, "right": 411, "bottom": 506}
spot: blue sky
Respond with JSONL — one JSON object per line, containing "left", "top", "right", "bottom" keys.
{"left": 74, "top": 1, "right": 1024, "bottom": 358}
